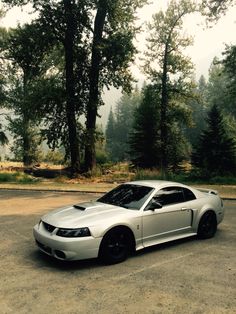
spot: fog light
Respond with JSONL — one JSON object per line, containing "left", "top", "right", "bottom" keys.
{"left": 54, "top": 250, "right": 66, "bottom": 259}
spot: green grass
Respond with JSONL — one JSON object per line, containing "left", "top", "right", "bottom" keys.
{"left": 0, "top": 172, "right": 39, "bottom": 184}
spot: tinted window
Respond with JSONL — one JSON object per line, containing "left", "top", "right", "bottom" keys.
{"left": 183, "top": 188, "right": 196, "bottom": 201}
{"left": 153, "top": 187, "right": 185, "bottom": 206}
{"left": 97, "top": 184, "right": 154, "bottom": 210}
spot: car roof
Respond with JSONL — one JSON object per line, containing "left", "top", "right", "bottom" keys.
{"left": 126, "top": 180, "right": 187, "bottom": 189}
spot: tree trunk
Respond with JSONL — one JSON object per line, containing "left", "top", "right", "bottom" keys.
{"left": 22, "top": 72, "right": 31, "bottom": 167}
{"left": 63, "top": 0, "right": 80, "bottom": 176}
{"left": 84, "top": 0, "right": 108, "bottom": 172}
{"left": 160, "top": 44, "right": 169, "bottom": 176}
{"left": 22, "top": 119, "right": 31, "bottom": 166}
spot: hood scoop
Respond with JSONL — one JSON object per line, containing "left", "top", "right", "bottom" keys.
{"left": 73, "top": 204, "right": 86, "bottom": 211}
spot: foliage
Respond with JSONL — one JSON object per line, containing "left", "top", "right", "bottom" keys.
{"left": 134, "top": 167, "right": 236, "bottom": 184}
{"left": 201, "top": 0, "right": 236, "bottom": 20}
{"left": 2, "top": 23, "right": 54, "bottom": 165}
{"left": 143, "top": 0, "right": 197, "bottom": 172}
{"left": 43, "top": 150, "right": 65, "bottom": 165}
{"left": 95, "top": 125, "right": 109, "bottom": 165}
{"left": 184, "top": 75, "right": 208, "bottom": 148}
{"left": 106, "top": 87, "right": 142, "bottom": 162}
{"left": 0, "top": 171, "right": 38, "bottom": 183}
{"left": 2, "top": 0, "right": 148, "bottom": 173}
{"left": 83, "top": 0, "right": 149, "bottom": 172}
{"left": 192, "top": 105, "right": 236, "bottom": 176}
{"left": 129, "top": 84, "right": 161, "bottom": 168}
{"left": 205, "top": 57, "right": 236, "bottom": 139}
{"left": 222, "top": 45, "right": 236, "bottom": 117}
{"left": 206, "top": 58, "right": 229, "bottom": 111}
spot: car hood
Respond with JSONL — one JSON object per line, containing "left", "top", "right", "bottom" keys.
{"left": 42, "top": 201, "right": 135, "bottom": 228}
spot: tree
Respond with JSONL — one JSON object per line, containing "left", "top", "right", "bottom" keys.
{"left": 2, "top": 0, "right": 92, "bottom": 174}
{"left": 222, "top": 45, "right": 236, "bottom": 117}
{"left": 105, "top": 88, "right": 141, "bottom": 162}
{"left": 129, "top": 84, "right": 161, "bottom": 168}
{"left": 84, "top": 0, "right": 148, "bottom": 171}
{"left": 105, "top": 108, "right": 116, "bottom": 160}
{"left": 184, "top": 75, "right": 208, "bottom": 148}
{"left": 192, "top": 104, "right": 236, "bottom": 176}
{"left": 206, "top": 58, "right": 229, "bottom": 109}
{"left": 4, "top": 23, "right": 52, "bottom": 165}
{"left": 3, "top": 0, "right": 148, "bottom": 173}
{"left": 143, "top": 0, "right": 197, "bottom": 173}
{"left": 201, "top": 0, "right": 236, "bottom": 20}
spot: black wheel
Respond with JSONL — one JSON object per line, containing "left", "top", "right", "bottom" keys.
{"left": 99, "top": 228, "right": 130, "bottom": 264}
{"left": 197, "top": 211, "right": 217, "bottom": 239}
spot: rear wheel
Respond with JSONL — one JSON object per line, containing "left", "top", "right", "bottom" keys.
{"left": 197, "top": 211, "right": 217, "bottom": 239}
{"left": 99, "top": 228, "right": 131, "bottom": 264}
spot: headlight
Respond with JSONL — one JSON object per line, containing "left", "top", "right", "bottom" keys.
{"left": 57, "top": 227, "right": 91, "bottom": 238}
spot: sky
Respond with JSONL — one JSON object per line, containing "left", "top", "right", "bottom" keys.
{"left": 1, "top": 1, "right": 236, "bottom": 126}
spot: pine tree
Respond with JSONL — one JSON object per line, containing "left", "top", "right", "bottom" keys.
{"left": 105, "top": 88, "right": 141, "bottom": 162}
{"left": 129, "top": 85, "right": 161, "bottom": 168}
{"left": 105, "top": 108, "right": 116, "bottom": 160}
{"left": 192, "top": 104, "right": 236, "bottom": 175}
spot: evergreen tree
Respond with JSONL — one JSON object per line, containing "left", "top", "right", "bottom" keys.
{"left": 222, "top": 45, "right": 236, "bottom": 117}
{"left": 192, "top": 104, "right": 236, "bottom": 175}
{"left": 185, "top": 75, "right": 208, "bottom": 147}
{"left": 105, "top": 88, "right": 141, "bottom": 162}
{"left": 129, "top": 85, "right": 161, "bottom": 168}
{"left": 105, "top": 108, "right": 116, "bottom": 160}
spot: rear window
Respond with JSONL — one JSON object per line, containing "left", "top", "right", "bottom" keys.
{"left": 182, "top": 188, "right": 196, "bottom": 201}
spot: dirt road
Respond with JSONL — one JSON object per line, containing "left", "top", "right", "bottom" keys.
{"left": 0, "top": 190, "right": 235, "bottom": 314}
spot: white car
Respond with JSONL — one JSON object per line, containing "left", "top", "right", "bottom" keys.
{"left": 33, "top": 180, "right": 224, "bottom": 264}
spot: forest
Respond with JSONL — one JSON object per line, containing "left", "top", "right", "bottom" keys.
{"left": 0, "top": 0, "right": 235, "bottom": 180}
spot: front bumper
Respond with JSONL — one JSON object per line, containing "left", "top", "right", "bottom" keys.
{"left": 33, "top": 223, "right": 102, "bottom": 261}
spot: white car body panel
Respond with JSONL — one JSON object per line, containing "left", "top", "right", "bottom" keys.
{"left": 33, "top": 180, "right": 224, "bottom": 261}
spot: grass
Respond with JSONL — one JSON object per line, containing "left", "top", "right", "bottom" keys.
{"left": 0, "top": 172, "right": 39, "bottom": 184}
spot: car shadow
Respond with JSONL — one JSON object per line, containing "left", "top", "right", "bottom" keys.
{"left": 29, "top": 249, "right": 102, "bottom": 271}
{"left": 29, "top": 236, "right": 198, "bottom": 270}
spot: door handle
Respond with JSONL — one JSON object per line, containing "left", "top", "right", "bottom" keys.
{"left": 181, "top": 207, "right": 189, "bottom": 211}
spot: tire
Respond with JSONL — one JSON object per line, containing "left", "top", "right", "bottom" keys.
{"left": 99, "top": 228, "right": 131, "bottom": 264}
{"left": 197, "top": 211, "right": 217, "bottom": 239}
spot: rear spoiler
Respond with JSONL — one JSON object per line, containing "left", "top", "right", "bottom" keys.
{"left": 196, "top": 188, "right": 218, "bottom": 195}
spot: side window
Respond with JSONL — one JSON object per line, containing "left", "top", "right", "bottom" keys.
{"left": 182, "top": 188, "right": 196, "bottom": 201}
{"left": 153, "top": 187, "right": 185, "bottom": 206}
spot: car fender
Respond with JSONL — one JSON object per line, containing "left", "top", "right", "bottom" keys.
{"left": 90, "top": 220, "right": 141, "bottom": 242}
{"left": 195, "top": 205, "right": 216, "bottom": 227}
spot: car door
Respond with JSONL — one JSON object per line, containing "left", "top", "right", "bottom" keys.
{"left": 142, "top": 186, "right": 193, "bottom": 247}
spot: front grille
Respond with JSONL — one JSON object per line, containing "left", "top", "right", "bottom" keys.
{"left": 36, "top": 240, "right": 52, "bottom": 255}
{"left": 42, "top": 221, "right": 56, "bottom": 233}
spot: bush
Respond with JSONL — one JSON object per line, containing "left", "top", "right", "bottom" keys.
{"left": 96, "top": 149, "right": 109, "bottom": 165}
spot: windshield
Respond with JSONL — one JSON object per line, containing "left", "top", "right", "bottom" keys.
{"left": 97, "top": 184, "right": 154, "bottom": 210}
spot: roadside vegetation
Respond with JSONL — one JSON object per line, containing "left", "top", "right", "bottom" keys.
{"left": 0, "top": 171, "right": 38, "bottom": 184}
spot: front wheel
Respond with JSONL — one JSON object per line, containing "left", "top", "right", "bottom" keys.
{"left": 197, "top": 211, "right": 217, "bottom": 239}
{"left": 99, "top": 228, "right": 130, "bottom": 264}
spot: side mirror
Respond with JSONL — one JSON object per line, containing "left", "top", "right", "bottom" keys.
{"left": 146, "top": 199, "right": 162, "bottom": 211}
